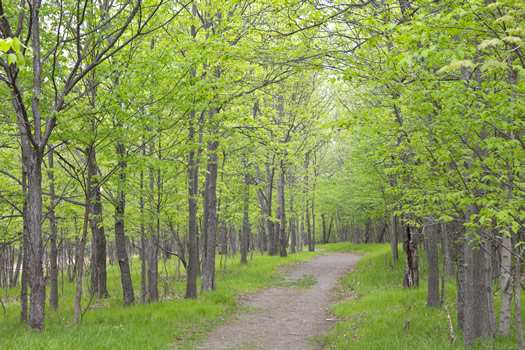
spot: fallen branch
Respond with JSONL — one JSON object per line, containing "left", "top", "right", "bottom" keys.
{"left": 445, "top": 307, "right": 456, "bottom": 344}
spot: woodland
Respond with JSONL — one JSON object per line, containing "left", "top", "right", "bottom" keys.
{"left": 0, "top": 0, "right": 523, "bottom": 348}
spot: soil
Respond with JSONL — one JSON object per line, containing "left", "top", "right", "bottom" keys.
{"left": 198, "top": 252, "right": 361, "bottom": 350}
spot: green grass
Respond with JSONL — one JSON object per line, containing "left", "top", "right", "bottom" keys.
{"left": 317, "top": 242, "right": 525, "bottom": 349}
{"left": 0, "top": 250, "right": 319, "bottom": 350}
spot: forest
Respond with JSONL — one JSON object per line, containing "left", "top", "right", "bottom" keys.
{"left": 0, "top": 0, "right": 523, "bottom": 349}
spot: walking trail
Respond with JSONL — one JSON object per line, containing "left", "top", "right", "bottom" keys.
{"left": 199, "top": 252, "right": 361, "bottom": 350}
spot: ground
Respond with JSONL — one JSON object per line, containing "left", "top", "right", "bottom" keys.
{"left": 198, "top": 252, "right": 361, "bottom": 350}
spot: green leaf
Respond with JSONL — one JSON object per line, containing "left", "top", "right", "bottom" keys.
{"left": 8, "top": 53, "right": 16, "bottom": 65}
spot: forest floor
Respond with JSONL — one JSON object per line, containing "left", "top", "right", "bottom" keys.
{"left": 198, "top": 251, "right": 361, "bottom": 350}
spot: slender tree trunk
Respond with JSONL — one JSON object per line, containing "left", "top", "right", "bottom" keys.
{"left": 403, "top": 226, "right": 419, "bottom": 288}
{"left": 265, "top": 163, "right": 277, "bottom": 256}
{"left": 322, "top": 214, "right": 327, "bottom": 244}
{"left": 186, "top": 114, "right": 199, "bottom": 297}
{"left": 425, "top": 224, "right": 440, "bottom": 307}
{"left": 441, "top": 222, "right": 454, "bottom": 276}
{"left": 278, "top": 166, "right": 287, "bottom": 257}
{"left": 462, "top": 207, "right": 496, "bottom": 346}
{"left": 114, "top": 142, "right": 134, "bottom": 305}
{"left": 89, "top": 167, "right": 108, "bottom": 299}
{"left": 391, "top": 214, "right": 399, "bottom": 263}
{"left": 304, "top": 153, "right": 313, "bottom": 251}
{"left": 26, "top": 148, "right": 46, "bottom": 331}
{"left": 73, "top": 149, "right": 94, "bottom": 326}
{"left": 241, "top": 173, "right": 251, "bottom": 264}
{"left": 498, "top": 234, "right": 513, "bottom": 335}
{"left": 11, "top": 245, "right": 22, "bottom": 287}
{"left": 311, "top": 153, "right": 317, "bottom": 251}
{"left": 147, "top": 154, "right": 159, "bottom": 302}
{"left": 327, "top": 216, "right": 333, "bottom": 243}
{"left": 47, "top": 148, "right": 59, "bottom": 309}
{"left": 290, "top": 190, "right": 296, "bottom": 254}
{"left": 336, "top": 207, "right": 343, "bottom": 242}
{"left": 201, "top": 133, "right": 219, "bottom": 292}
{"left": 514, "top": 252, "right": 524, "bottom": 350}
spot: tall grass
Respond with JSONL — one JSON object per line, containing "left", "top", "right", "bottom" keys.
{"left": 317, "top": 242, "right": 524, "bottom": 349}
{"left": 0, "top": 251, "right": 319, "bottom": 349}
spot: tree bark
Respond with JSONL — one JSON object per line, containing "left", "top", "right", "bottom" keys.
{"left": 73, "top": 148, "right": 94, "bottom": 326}
{"left": 241, "top": 173, "right": 251, "bottom": 264}
{"left": 441, "top": 222, "right": 455, "bottom": 276}
{"left": 514, "top": 253, "right": 524, "bottom": 350}
{"left": 277, "top": 166, "right": 287, "bottom": 257}
{"left": 146, "top": 154, "right": 159, "bottom": 302}
{"left": 403, "top": 226, "right": 419, "bottom": 288}
{"left": 425, "top": 224, "right": 440, "bottom": 307}
{"left": 391, "top": 214, "right": 399, "bottom": 263}
{"left": 114, "top": 142, "right": 134, "bottom": 306}
{"left": 322, "top": 214, "right": 327, "bottom": 244}
{"left": 26, "top": 148, "right": 46, "bottom": 331}
{"left": 498, "top": 234, "right": 513, "bottom": 335}
{"left": 304, "top": 152, "right": 313, "bottom": 252}
{"left": 47, "top": 148, "right": 59, "bottom": 309}
{"left": 185, "top": 128, "right": 199, "bottom": 298}
{"left": 201, "top": 101, "right": 220, "bottom": 292}
{"left": 265, "top": 163, "right": 277, "bottom": 256}
{"left": 139, "top": 164, "right": 147, "bottom": 303}
{"left": 462, "top": 209, "right": 496, "bottom": 346}
{"left": 89, "top": 153, "right": 108, "bottom": 299}
{"left": 201, "top": 134, "right": 219, "bottom": 292}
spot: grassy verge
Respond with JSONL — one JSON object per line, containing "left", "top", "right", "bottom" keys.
{"left": 0, "top": 250, "right": 319, "bottom": 350}
{"left": 317, "top": 242, "right": 524, "bottom": 350}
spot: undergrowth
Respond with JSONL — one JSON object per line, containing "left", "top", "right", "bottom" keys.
{"left": 317, "top": 242, "right": 525, "bottom": 350}
{"left": 0, "top": 250, "right": 319, "bottom": 349}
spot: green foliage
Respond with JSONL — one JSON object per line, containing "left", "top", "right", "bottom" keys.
{"left": 330, "top": 0, "right": 524, "bottom": 238}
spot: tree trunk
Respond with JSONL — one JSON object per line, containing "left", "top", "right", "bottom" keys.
{"left": 26, "top": 148, "right": 46, "bottom": 331}
{"left": 514, "top": 253, "right": 524, "bottom": 350}
{"left": 498, "top": 234, "right": 513, "bottom": 335}
{"left": 241, "top": 174, "right": 251, "bottom": 264}
{"left": 403, "top": 226, "right": 419, "bottom": 288}
{"left": 441, "top": 222, "right": 455, "bottom": 276}
{"left": 47, "top": 148, "right": 59, "bottom": 309}
{"left": 336, "top": 207, "right": 343, "bottom": 242}
{"left": 311, "top": 154, "right": 317, "bottom": 251}
{"left": 463, "top": 211, "right": 496, "bottom": 346}
{"left": 277, "top": 166, "right": 287, "bottom": 257}
{"left": 425, "top": 224, "right": 440, "bottom": 307}
{"left": 201, "top": 115, "right": 219, "bottom": 292}
{"left": 139, "top": 164, "right": 147, "bottom": 303}
{"left": 265, "top": 163, "right": 277, "bottom": 256}
{"left": 11, "top": 245, "right": 22, "bottom": 288}
{"left": 185, "top": 4, "right": 201, "bottom": 296}
{"left": 114, "top": 142, "right": 134, "bottom": 306}
{"left": 89, "top": 160, "right": 108, "bottom": 299}
{"left": 73, "top": 148, "right": 94, "bottom": 326}
{"left": 322, "top": 214, "right": 327, "bottom": 244}
{"left": 390, "top": 215, "right": 399, "bottom": 263}
{"left": 304, "top": 152, "right": 313, "bottom": 252}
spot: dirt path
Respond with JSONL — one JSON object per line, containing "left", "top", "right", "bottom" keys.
{"left": 199, "top": 252, "right": 361, "bottom": 350}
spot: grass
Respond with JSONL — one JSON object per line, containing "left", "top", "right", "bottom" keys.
{"left": 0, "top": 250, "right": 320, "bottom": 350}
{"left": 316, "top": 242, "right": 525, "bottom": 349}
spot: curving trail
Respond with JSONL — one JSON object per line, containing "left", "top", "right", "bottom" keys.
{"left": 199, "top": 252, "right": 361, "bottom": 350}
